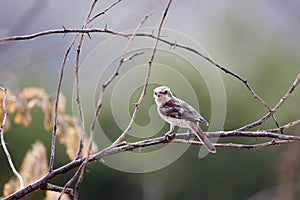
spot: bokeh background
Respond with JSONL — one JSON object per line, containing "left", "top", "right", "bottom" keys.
{"left": 1, "top": 0, "right": 300, "bottom": 199}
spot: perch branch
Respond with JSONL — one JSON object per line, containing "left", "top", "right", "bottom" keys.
{"left": 4, "top": 129, "right": 300, "bottom": 200}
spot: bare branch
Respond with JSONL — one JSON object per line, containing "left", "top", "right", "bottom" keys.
{"left": 172, "top": 139, "right": 296, "bottom": 149}
{"left": 73, "top": 1, "right": 98, "bottom": 196}
{"left": 4, "top": 128, "right": 300, "bottom": 200}
{"left": 0, "top": 87, "right": 24, "bottom": 189}
{"left": 1, "top": 2, "right": 299, "bottom": 199}
{"left": 0, "top": 27, "right": 283, "bottom": 131}
{"left": 88, "top": 11, "right": 154, "bottom": 150}
{"left": 238, "top": 73, "right": 300, "bottom": 131}
{"left": 74, "top": 1, "right": 125, "bottom": 198}
{"left": 48, "top": 33, "right": 81, "bottom": 172}
{"left": 113, "top": 0, "right": 173, "bottom": 145}
{"left": 41, "top": 183, "right": 73, "bottom": 196}
{"left": 267, "top": 119, "right": 300, "bottom": 133}
{"left": 89, "top": 0, "right": 122, "bottom": 23}
{"left": 57, "top": 163, "right": 84, "bottom": 200}
{"left": 206, "top": 131, "right": 300, "bottom": 141}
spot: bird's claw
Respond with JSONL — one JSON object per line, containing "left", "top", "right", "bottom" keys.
{"left": 165, "top": 133, "right": 176, "bottom": 141}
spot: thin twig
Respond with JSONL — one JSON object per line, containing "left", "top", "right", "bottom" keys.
{"left": 74, "top": 41, "right": 86, "bottom": 160}
{"left": 113, "top": 0, "right": 173, "bottom": 145}
{"left": 102, "top": 12, "right": 153, "bottom": 90}
{"left": 57, "top": 164, "right": 84, "bottom": 200}
{"left": 88, "top": 11, "right": 153, "bottom": 149}
{"left": 0, "top": 87, "right": 24, "bottom": 189}
{"left": 88, "top": 0, "right": 122, "bottom": 23}
{"left": 172, "top": 139, "right": 296, "bottom": 149}
{"left": 41, "top": 183, "right": 73, "bottom": 196}
{"left": 238, "top": 73, "right": 300, "bottom": 131}
{"left": 206, "top": 131, "right": 300, "bottom": 141}
{"left": 48, "top": 33, "right": 81, "bottom": 172}
{"left": 73, "top": 1, "right": 124, "bottom": 198}
{"left": 73, "top": 0, "right": 101, "bottom": 197}
{"left": 267, "top": 119, "right": 300, "bottom": 133}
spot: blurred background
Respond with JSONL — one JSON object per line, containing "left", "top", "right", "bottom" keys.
{"left": 1, "top": 0, "right": 300, "bottom": 199}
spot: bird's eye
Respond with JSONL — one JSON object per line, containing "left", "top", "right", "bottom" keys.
{"left": 163, "top": 90, "right": 168, "bottom": 94}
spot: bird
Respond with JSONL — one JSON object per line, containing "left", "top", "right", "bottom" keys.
{"left": 153, "top": 86, "right": 216, "bottom": 153}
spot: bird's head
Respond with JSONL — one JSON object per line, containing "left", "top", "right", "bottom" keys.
{"left": 153, "top": 86, "right": 173, "bottom": 105}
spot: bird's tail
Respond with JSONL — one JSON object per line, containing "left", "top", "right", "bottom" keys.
{"left": 189, "top": 122, "right": 216, "bottom": 153}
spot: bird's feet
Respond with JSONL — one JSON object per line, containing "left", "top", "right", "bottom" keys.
{"left": 165, "top": 133, "right": 176, "bottom": 141}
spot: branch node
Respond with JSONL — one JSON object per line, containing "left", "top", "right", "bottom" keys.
{"left": 86, "top": 32, "right": 92, "bottom": 39}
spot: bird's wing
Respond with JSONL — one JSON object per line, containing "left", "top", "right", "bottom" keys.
{"left": 159, "top": 98, "right": 209, "bottom": 126}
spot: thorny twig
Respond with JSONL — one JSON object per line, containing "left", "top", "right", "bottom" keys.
{"left": 0, "top": 27, "right": 284, "bottom": 131}
{"left": 74, "top": 1, "right": 122, "bottom": 198}
{"left": 0, "top": 87, "right": 25, "bottom": 189}
{"left": 90, "top": 10, "right": 154, "bottom": 149}
{"left": 60, "top": 0, "right": 123, "bottom": 199}
{"left": 72, "top": 0, "right": 101, "bottom": 198}
{"left": 74, "top": 0, "right": 122, "bottom": 159}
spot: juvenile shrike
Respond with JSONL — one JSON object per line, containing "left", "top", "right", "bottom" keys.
{"left": 154, "top": 86, "right": 216, "bottom": 153}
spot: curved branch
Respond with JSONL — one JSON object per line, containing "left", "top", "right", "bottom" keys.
{"left": 4, "top": 129, "right": 300, "bottom": 200}
{"left": 238, "top": 73, "right": 300, "bottom": 131}
{"left": 0, "top": 27, "right": 283, "bottom": 130}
